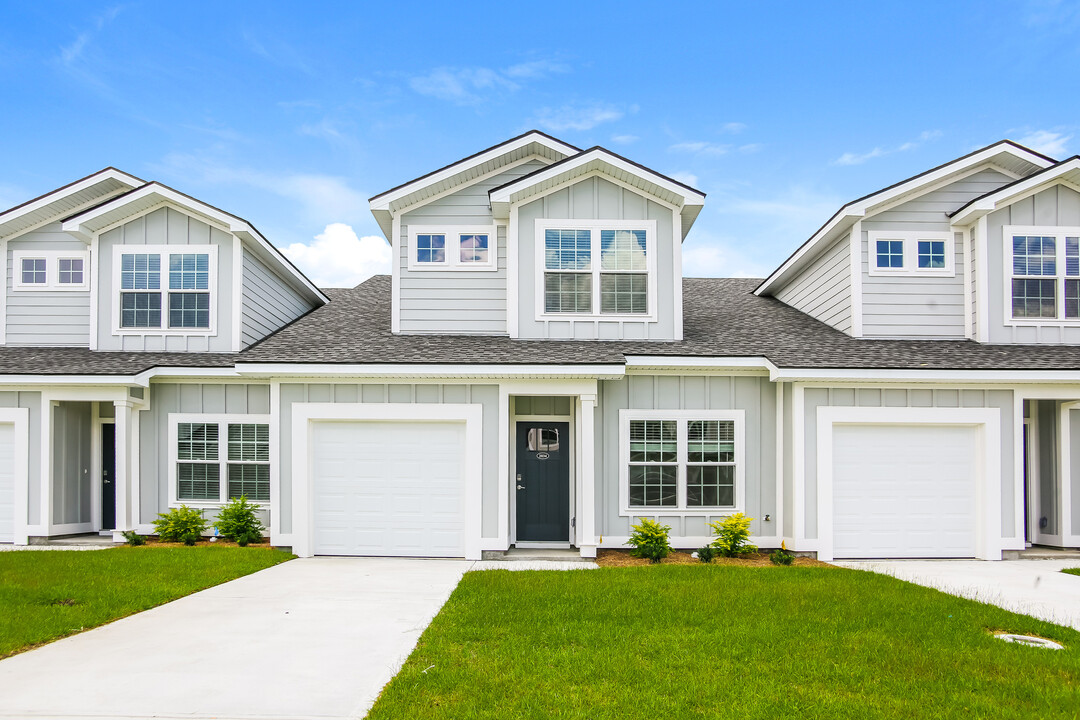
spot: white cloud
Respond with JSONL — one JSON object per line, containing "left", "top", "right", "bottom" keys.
{"left": 833, "top": 130, "right": 942, "bottom": 166}
{"left": 280, "top": 224, "right": 391, "bottom": 288}
{"left": 719, "top": 122, "right": 746, "bottom": 134}
{"left": 669, "top": 141, "right": 731, "bottom": 157}
{"left": 669, "top": 172, "right": 699, "bottom": 188}
{"left": 611, "top": 134, "right": 639, "bottom": 145}
{"left": 503, "top": 59, "right": 570, "bottom": 79}
{"left": 298, "top": 118, "right": 347, "bottom": 142}
{"left": 58, "top": 5, "right": 121, "bottom": 67}
{"left": 681, "top": 233, "right": 772, "bottom": 279}
{"left": 1016, "top": 129, "right": 1072, "bottom": 157}
{"left": 531, "top": 103, "right": 625, "bottom": 132}
{"left": 408, "top": 60, "right": 568, "bottom": 105}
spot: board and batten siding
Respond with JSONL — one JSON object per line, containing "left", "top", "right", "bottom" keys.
{"left": 774, "top": 234, "right": 852, "bottom": 334}
{"left": 516, "top": 175, "right": 677, "bottom": 341}
{"left": 52, "top": 401, "right": 91, "bottom": 526}
{"left": 5, "top": 224, "right": 91, "bottom": 346}
{"left": 397, "top": 160, "right": 547, "bottom": 334}
{"left": 860, "top": 169, "right": 1013, "bottom": 338}
{"left": 798, "top": 387, "right": 1015, "bottom": 541}
{"left": 596, "top": 374, "right": 778, "bottom": 541}
{"left": 241, "top": 249, "right": 312, "bottom": 347}
{"left": 96, "top": 207, "right": 236, "bottom": 352}
{"left": 985, "top": 184, "right": 1080, "bottom": 344}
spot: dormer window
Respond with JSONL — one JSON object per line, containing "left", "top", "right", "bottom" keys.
{"left": 867, "top": 231, "right": 953, "bottom": 277}
{"left": 408, "top": 225, "right": 497, "bottom": 270}
{"left": 114, "top": 245, "right": 216, "bottom": 333}
{"left": 1007, "top": 226, "right": 1080, "bottom": 322}
{"left": 21, "top": 258, "right": 46, "bottom": 285}
{"left": 13, "top": 251, "right": 90, "bottom": 290}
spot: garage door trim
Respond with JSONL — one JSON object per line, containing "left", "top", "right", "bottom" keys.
{"left": 291, "top": 402, "right": 483, "bottom": 559}
{"left": 816, "top": 406, "right": 1001, "bottom": 562}
{"left": 0, "top": 408, "right": 30, "bottom": 545}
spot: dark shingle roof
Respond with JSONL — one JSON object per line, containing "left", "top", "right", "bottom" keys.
{"left": 4, "top": 275, "right": 1080, "bottom": 375}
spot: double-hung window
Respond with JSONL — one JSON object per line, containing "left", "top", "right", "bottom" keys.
{"left": 867, "top": 231, "right": 953, "bottom": 276}
{"left": 408, "top": 225, "right": 497, "bottom": 270}
{"left": 621, "top": 410, "right": 744, "bottom": 514}
{"left": 12, "top": 251, "right": 90, "bottom": 290}
{"left": 171, "top": 415, "right": 271, "bottom": 504}
{"left": 1007, "top": 226, "right": 1080, "bottom": 321}
{"left": 539, "top": 220, "right": 656, "bottom": 318}
{"left": 116, "top": 246, "right": 215, "bottom": 331}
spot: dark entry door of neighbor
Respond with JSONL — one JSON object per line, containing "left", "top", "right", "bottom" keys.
{"left": 515, "top": 422, "right": 570, "bottom": 542}
{"left": 102, "top": 423, "right": 116, "bottom": 531}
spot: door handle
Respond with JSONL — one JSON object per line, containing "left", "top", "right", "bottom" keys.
{"left": 516, "top": 474, "right": 524, "bottom": 490}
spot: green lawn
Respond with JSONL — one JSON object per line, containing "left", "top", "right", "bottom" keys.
{"left": 0, "top": 545, "right": 292, "bottom": 659}
{"left": 368, "top": 566, "right": 1080, "bottom": 720}
{"left": 1065, "top": 568, "right": 1080, "bottom": 577}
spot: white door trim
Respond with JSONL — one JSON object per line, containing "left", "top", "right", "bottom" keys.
{"left": 816, "top": 406, "right": 1002, "bottom": 562}
{"left": 0, "top": 408, "right": 30, "bottom": 545}
{"left": 290, "top": 402, "right": 483, "bottom": 559}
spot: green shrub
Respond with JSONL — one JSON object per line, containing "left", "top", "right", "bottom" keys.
{"left": 695, "top": 545, "right": 718, "bottom": 564}
{"left": 626, "top": 517, "right": 672, "bottom": 563}
{"left": 770, "top": 541, "right": 795, "bottom": 566}
{"left": 709, "top": 513, "right": 757, "bottom": 558}
{"left": 120, "top": 530, "right": 145, "bottom": 546}
{"left": 153, "top": 505, "right": 208, "bottom": 545}
{"left": 213, "top": 496, "right": 265, "bottom": 546}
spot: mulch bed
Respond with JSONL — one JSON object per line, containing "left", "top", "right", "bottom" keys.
{"left": 596, "top": 549, "right": 829, "bottom": 568}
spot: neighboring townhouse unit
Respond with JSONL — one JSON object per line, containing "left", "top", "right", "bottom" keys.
{"left": 1, "top": 131, "right": 1079, "bottom": 562}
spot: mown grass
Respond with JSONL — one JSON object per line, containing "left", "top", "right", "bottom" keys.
{"left": 368, "top": 565, "right": 1080, "bottom": 720}
{"left": 0, "top": 545, "right": 292, "bottom": 659}
{"left": 1064, "top": 567, "right": 1080, "bottom": 577}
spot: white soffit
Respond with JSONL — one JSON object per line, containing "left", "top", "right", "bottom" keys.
{"left": 948, "top": 157, "right": 1080, "bottom": 225}
{"left": 0, "top": 168, "right": 144, "bottom": 241}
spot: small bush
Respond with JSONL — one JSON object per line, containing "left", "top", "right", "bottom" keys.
{"left": 213, "top": 496, "right": 265, "bottom": 545}
{"left": 696, "top": 545, "right": 718, "bottom": 564}
{"left": 770, "top": 540, "right": 795, "bottom": 566}
{"left": 120, "top": 530, "right": 145, "bottom": 546}
{"left": 153, "top": 505, "right": 208, "bottom": 545}
{"left": 626, "top": 517, "right": 672, "bottom": 563}
{"left": 709, "top": 513, "right": 757, "bottom": 558}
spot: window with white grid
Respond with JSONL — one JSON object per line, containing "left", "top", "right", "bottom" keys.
{"left": 1007, "top": 227, "right": 1080, "bottom": 322}
{"left": 116, "top": 247, "right": 215, "bottom": 332}
{"left": 170, "top": 415, "right": 271, "bottom": 505}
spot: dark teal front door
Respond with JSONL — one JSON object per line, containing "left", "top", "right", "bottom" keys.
{"left": 516, "top": 422, "right": 570, "bottom": 542}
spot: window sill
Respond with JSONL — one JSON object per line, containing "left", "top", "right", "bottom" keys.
{"left": 405, "top": 263, "right": 498, "bottom": 272}
{"left": 114, "top": 328, "right": 217, "bottom": 337}
{"left": 170, "top": 501, "right": 270, "bottom": 508}
{"left": 867, "top": 269, "right": 955, "bottom": 278}
{"left": 13, "top": 284, "right": 89, "bottom": 292}
{"left": 621, "top": 507, "right": 743, "bottom": 518}
{"left": 539, "top": 312, "right": 657, "bottom": 322}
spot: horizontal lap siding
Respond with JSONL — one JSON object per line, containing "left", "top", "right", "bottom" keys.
{"left": 6, "top": 227, "right": 90, "bottom": 346}
{"left": 987, "top": 184, "right": 1080, "bottom": 344}
{"left": 861, "top": 169, "right": 1013, "bottom": 339}
{"left": 241, "top": 249, "right": 312, "bottom": 347}
{"left": 775, "top": 234, "right": 851, "bottom": 333}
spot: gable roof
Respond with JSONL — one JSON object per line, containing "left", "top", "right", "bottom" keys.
{"left": 0, "top": 167, "right": 144, "bottom": 241}
{"left": 367, "top": 130, "right": 580, "bottom": 237}
{"left": 60, "top": 181, "right": 329, "bottom": 304}
{"left": 948, "top": 155, "right": 1080, "bottom": 224}
{"left": 488, "top": 146, "right": 707, "bottom": 237}
{"left": 755, "top": 140, "right": 1056, "bottom": 296}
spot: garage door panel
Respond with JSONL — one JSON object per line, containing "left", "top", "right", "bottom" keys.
{"left": 832, "top": 424, "right": 976, "bottom": 559}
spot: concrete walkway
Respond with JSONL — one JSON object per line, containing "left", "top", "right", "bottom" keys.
{"left": 835, "top": 559, "right": 1080, "bottom": 631}
{"left": 0, "top": 557, "right": 474, "bottom": 720}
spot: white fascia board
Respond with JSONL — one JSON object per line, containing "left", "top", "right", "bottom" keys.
{"left": 0, "top": 168, "right": 143, "bottom": 228}
{"left": 949, "top": 158, "right": 1080, "bottom": 226}
{"left": 771, "top": 367, "right": 1080, "bottom": 383}
{"left": 754, "top": 211, "right": 864, "bottom": 296}
{"left": 0, "top": 375, "right": 139, "bottom": 386}
{"left": 368, "top": 133, "right": 579, "bottom": 213}
{"left": 233, "top": 362, "right": 627, "bottom": 380}
{"left": 623, "top": 356, "right": 777, "bottom": 375}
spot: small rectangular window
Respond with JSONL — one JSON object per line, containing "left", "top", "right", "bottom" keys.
{"left": 876, "top": 240, "right": 904, "bottom": 269}
{"left": 526, "top": 427, "right": 560, "bottom": 452}
{"left": 58, "top": 258, "right": 84, "bottom": 285}
{"left": 459, "top": 234, "right": 489, "bottom": 264}
{"left": 226, "top": 423, "right": 270, "bottom": 501}
{"left": 917, "top": 240, "right": 946, "bottom": 269}
{"left": 416, "top": 234, "right": 446, "bottom": 263}
{"left": 20, "top": 258, "right": 46, "bottom": 284}
{"left": 628, "top": 420, "right": 678, "bottom": 507}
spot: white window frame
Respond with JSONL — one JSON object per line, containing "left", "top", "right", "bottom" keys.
{"left": 535, "top": 219, "right": 658, "bottom": 321}
{"left": 111, "top": 244, "right": 218, "bottom": 336}
{"left": 12, "top": 250, "right": 90, "bottom": 291}
{"left": 1002, "top": 225, "right": 1080, "bottom": 327}
{"left": 167, "top": 413, "right": 272, "bottom": 507}
{"left": 618, "top": 409, "right": 745, "bottom": 517}
{"left": 867, "top": 231, "right": 954, "bottom": 277}
{"left": 406, "top": 224, "right": 498, "bottom": 271}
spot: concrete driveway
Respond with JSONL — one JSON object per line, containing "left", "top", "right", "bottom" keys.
{"left": 0, "top": 557, "right": 473, "bottom": 720}
{"left": 834, "top": 559, "right": 1080, "bottom": 631}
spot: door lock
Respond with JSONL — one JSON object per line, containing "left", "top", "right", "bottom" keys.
{"left": 516, "top": 473, "right": 524, "bottom": 491}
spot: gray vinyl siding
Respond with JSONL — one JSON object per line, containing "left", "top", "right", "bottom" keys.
{"left": 276, "top": 383, "right": 500, "bottom": 539}
{"left": 781, "top": 383, "right": 793, "bottom": 540}
{"left": 799, "top": 387, "right": 1015, "bottom": 541}
{"left": 96, "top": 207, "right": 236, "bottom": 352}
{"left": 596, "top": 374, "right": 778, "bottom": 542}
{"left": 5, "top": 224, "right": 91, "bottom": 346}
{"left": 1070, "top": 408, "right": 1080, "bottom": 537}
{"left": 0, "top": 392, "right": 40, "bottom": 527}
{"left": 241, "top": 249, "right": 312, "bottom": 347}
{"left": 517, "top": 176, "right": 678, "bottom": 341}
{"left": 985, "top": 184, "right": 1080, "bottom": 343}
{"left": 52, "top": 402, "right": 91, "bottom": 526}
{"left": 1036, "top": 400, "right": 1059, "bottom": 536}
{"left": 774, "top": 234, "right": 851, "bottom": 334}
{"left": 138, "top": 383, "right": 272, "bottom": 528}
{"left": 860, "top": 169, "right": 1013, "bottom": 338}
{"left": 397, "top": 161, "right": 546, "bottom": 334}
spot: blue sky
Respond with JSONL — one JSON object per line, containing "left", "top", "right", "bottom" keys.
{"left": 1, "top": 0, "right": 1078, "bottom": 286}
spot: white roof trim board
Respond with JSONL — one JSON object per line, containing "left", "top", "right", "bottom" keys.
{"left": 948, "top": 156, "right": 1080, "bottom": 225}
{"left": 755, "top": 141, "right": 1056, "bottom": 296}
{"left": 0, "top": 168, "right": 144, "bottom": 241}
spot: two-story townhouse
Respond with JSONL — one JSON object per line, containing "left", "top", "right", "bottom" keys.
{"left": 1, "top": 131, "right": 1079, "bottom": 562}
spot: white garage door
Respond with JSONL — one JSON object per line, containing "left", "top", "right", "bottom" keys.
{"left": 832, "top": 424, "right": 977, "bottom": 559}
{"left": 0, "top": 424, "right": 14, "bottom": 543}
{"left": 311, "top": 420, "right": 466, "bottom": 557}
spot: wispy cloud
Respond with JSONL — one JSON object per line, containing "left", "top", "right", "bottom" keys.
{"left": 833, "top": 130, "right": 942, "bottom": 166}
{"left": 241, "top": 29, "right": 313, "bottom": 75}
{"left": 503, "top": 59, "right": 571, "bottom": 79}
{"left": 409, "top": 59, "right": 569, "bottom": 105}
{"left": 58, "top": 5, "right": 122, "bottom": 67}
{"left": 669, "top": 171, "right": 699, "bottom": 188}
{"left": 719, "top": 122, "right": 746, "bottom": 134}
{"left": 298, "top": 118, "right": 349, "bottom": 142}
{"left": 611, "top": 134, "right": 639, "bottom": 145}
{"left": 681, "top": 229, "right": 773, "bottom": 279}
{"left": 530, "top": 102, "right": 630, "bottom": 132}
{"left": 1015, "top": 129, "right": 1071, "bottom": 157}
{"left": 670, "top": 141, "right": 731, "bottom": 156}
{"left": 280, "top": 223, "right": 391, "bottom": 288}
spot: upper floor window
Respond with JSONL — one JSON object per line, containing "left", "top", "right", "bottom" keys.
{"left": 408, "top": 225, "right": 497, "bottom": 271}
{"left": 537, "top": 220, "right": 657, "bottom": 319}
{"left": 114, "top": 245, "right": 216, "bottom": 333}
{"left": 1007, "top": 226, "right": 1080, "bottom": 322}
{"left": 868, "top": 231, "right": 954, "bottom": 277}
{"left": 12, "top": 251, "right": 90, "bottom": 290}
